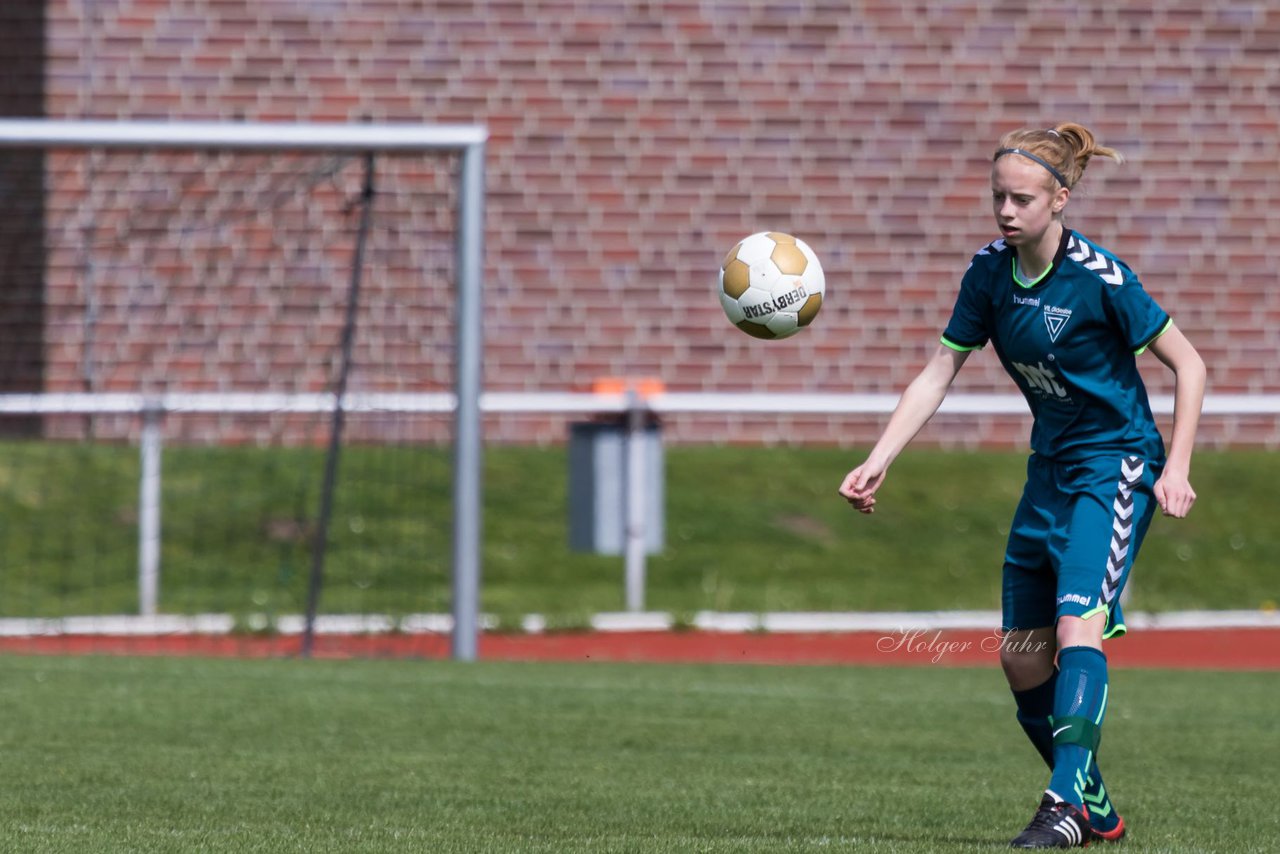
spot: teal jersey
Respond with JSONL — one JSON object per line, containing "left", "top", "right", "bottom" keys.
{"left": 941, "top": 229, "right": 1170, "bottom": 463}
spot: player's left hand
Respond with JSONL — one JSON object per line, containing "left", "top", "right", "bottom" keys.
{"left": 1153, "top": 470, "right": 1196, "bottom": 518}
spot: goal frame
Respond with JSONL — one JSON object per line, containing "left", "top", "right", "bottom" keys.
{"left": 0, "top": 119, "right": 488, "bottom": 661}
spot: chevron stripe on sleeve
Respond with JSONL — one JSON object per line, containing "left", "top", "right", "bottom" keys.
{"left": 1066, "top": 234, "right": 1124, "bottom": 286}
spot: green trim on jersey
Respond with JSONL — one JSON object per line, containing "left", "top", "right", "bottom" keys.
{"left": 1134, "top": 317, "right": 1174, "bottom": 355}
{"left": 1079, "top": 602, "right": 1110, "bottom": 623}
{"left": 1012, "top": 257, "right": 1054, "bottom": 288}
{"left": 1103, "top": 619, "right": 1127, "bottom": 640}
{"left": 940, "top": 335, "right": 984, "bottom": 352}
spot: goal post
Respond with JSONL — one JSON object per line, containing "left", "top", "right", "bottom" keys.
{"left": 0, "top": 119, "right": 486, "bottom": 661}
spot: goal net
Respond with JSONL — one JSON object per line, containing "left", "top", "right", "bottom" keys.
{"left": 0, "top": 121, "right": 485, "bottom": 658}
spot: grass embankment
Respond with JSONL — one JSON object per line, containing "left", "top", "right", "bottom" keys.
{"left": 0, "top": 443, "right": 1274, "bottom": 619}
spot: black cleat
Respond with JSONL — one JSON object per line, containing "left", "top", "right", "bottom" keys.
{"left": 1010, "top": 794, "right": 1093, "bottom": 848}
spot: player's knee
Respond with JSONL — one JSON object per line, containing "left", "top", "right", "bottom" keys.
{"left": 1056, "top": 614, "right": 1105, "bottom": 651}
{"left": 999, "top": 633, "right": 1056, "bottom": 690}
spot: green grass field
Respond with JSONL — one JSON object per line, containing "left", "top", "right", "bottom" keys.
{"left": 0, "top": 443, "right": 1277, "bottom": 620}
{"left": 0, "top": 655, "right": 1275, "bottom": 852}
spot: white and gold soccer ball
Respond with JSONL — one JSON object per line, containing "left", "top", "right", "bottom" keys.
{"left": 718, "top": 232, "right": 825, "bottom": 340}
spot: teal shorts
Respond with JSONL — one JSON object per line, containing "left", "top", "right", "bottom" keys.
{"left": 1001, "top": 453, "right": 1161, "bottom": 639}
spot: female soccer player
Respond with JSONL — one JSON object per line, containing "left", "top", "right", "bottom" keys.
{"left": 838, "top": 123, "right": 1206, "bottom": 848}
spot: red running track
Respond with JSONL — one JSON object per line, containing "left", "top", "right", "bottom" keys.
{"left": 1, "top": 627, "right": 1277, "bottom": 669}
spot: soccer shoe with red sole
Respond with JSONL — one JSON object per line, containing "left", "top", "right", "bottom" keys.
{"left": 1090, "top": 815, "right": 1126, "bottom": 843}
{"left": 1010, "top": 794, "right": 1093, "bottom": 848}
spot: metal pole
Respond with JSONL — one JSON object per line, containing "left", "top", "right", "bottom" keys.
{"left": 451, "top": 141, "right": 485, "bottom": 661}
{"left": 138, "top": 401, "right": 163, "bottom": 617}
{"left": 624, "top": 388, "right": 647, "bottom": 612}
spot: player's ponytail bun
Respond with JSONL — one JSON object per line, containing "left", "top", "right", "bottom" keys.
{"left": 996, "top": 122, "right": 1123, "bottom": 190}
{"left": 1052, "top": 122, "right": 1124, "bottom": 188}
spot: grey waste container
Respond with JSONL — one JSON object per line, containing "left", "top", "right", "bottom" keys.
{"left": 568, "top": 419, "right": 664, "bottom": 555}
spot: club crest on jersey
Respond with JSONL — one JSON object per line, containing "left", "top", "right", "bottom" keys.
{"left": 1043, "top": 305, "right": 1072, "bottom": 342}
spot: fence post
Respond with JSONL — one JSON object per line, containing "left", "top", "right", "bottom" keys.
{"left": 624, "top": 388, "right": 647, "bottom": 612}
{"left": 138, "top": 399, "right": 163, "bottom": 617}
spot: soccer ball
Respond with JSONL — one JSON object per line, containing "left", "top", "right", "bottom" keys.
{"left": 718, "top": 232, "right": 825, "bottom": 340}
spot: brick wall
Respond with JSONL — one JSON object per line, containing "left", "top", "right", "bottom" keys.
{"left": 30, "top": 0, "right": 1280, "bottom": 447}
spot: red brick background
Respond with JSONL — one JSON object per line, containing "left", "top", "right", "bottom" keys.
{"left": 29, "top": 1, "right": 1280, "bottom": 446}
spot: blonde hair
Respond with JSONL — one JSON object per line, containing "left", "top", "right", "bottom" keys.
{"left": 994, "top": 122, "right": 1124, "bottom": 190}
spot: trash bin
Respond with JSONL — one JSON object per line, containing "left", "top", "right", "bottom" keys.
{"left": 568, "top": 418, "right": 664, "bottom": 555}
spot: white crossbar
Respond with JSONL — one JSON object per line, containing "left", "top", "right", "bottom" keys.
{"left": 0, "top": 119, "right": 486, "bottom": 151}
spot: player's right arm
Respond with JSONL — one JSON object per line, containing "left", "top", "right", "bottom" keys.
{"left": 838, "top": 344, "right": 970, "bottom": 513}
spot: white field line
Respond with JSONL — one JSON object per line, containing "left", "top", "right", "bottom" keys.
{"left": 0, "top": 610, "right": 1276, "bottom": 637}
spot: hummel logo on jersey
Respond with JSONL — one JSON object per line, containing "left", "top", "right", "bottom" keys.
{"left": 1012, "top": 360, "right": 1068, "bottom": 398}
{"left": 1044, "top": 305, "right": 1072, "bottom": 342}
{"left": 1067, "top": 235, "right": 1124, "bottom": 286}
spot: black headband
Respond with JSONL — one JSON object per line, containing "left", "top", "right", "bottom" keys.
{"left": 995, "top": 147, "right": 1069, "bottom": 188}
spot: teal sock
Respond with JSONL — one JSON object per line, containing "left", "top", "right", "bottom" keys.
{"left": 1012, "top": 670, "right": 1058, "bottom": 767}
{"left": 1013, "top": 670, "right": 1054, "bottom": 763}
{"left": 1012, "top": 668, "right": 1119, "bottom": 831}
{"left": 1047, "top": 646, "right": 1109, "bottom": 809}
{"left": 1081, "top": 770, "right": 1120, "bottom": 832}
